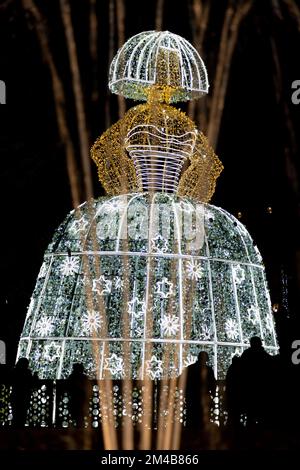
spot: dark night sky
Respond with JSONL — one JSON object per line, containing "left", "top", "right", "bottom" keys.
{"left": 0, "top": 0, "right": 300, "bottom": 363}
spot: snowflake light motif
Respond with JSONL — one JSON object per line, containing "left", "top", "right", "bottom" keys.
{"left": 232, "top": 264, "right": 245, "bottom": 285}
{"left": 82, "top": 310, "right": 103, "bottom": 334}
{"left": 155, "top": 277, "right": 173, "bottom": 299}
{"left": 248, "top": 305, "right": 260, "bottom": 325}
{"left": 69, "top": 216, "right": 89, "bottom": 235}
{"left": 36, "top": 317, "right": 54, "bottom": 337}
{"left": 128, "top": 297, "right": 146, "bottom": 318}
{"left": 225, "top": 318, "right": 239, "bottom": 340}
{"left": 100, "top": 198, "right": 127, "bottom": 214}
{"left": 160, "top": 314, "right": 180, "bottom": 337}
{"left": 183, "top": 354, "right": 197, "bottom": 368}
{"left": 146, "top": 355, "right": 163, "bottom": 380}
{"left": 200, "top": 324, "right": 211, "bottom": 340}
{"left": 92, "top": 275, "right": 112, "bottom": 296}
{"left": 186, "top": 259, "right": 203, "bottom": 280}
{"left": 104, "top": 353, "right": 125, "bottom": 378}
{"left": 151, "top": 234, "right": 169, "bottom": 254}
{"left": 43, "top": 341, "right": 61, "bottom": 362}
{"left": 60, "top": 257, "right": 80, "bottom": 276}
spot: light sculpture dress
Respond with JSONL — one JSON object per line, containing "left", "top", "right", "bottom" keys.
{"left": 17, "top": 31, "right": 278, "bottom": 380}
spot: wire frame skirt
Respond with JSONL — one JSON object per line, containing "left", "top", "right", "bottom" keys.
{"left": 17, "top": 193, "right": 278, "bottom": 380}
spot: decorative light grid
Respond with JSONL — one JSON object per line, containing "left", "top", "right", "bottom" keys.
{"left": 109, "top": 31, "right": 209, "bottom": 103}
{"left": 17, "top": 193, "right": 278, "bottom": 381}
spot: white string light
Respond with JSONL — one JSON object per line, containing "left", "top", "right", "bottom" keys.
{"left": 109, "top": 31, "right": 209, "bottom": 102}
{"left": 125, "top": 124, "right": 196, "bottom": 192}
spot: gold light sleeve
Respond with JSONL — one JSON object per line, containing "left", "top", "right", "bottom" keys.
{"left": 91, "top": 116, "right": 138, "bottom": 195}
{"left": 91, "top": 101, "right": 223, "bottom": 203}
{"left": 177, "top": 132, "right": 223, "bottom": 203}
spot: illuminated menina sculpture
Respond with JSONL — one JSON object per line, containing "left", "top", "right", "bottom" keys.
{"left": 18, "top": 31, "right": 278, "bottom": 380}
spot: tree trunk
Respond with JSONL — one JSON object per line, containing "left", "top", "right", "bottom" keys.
{"left": 60, "top": 0, "right": 94, "bottom": 200}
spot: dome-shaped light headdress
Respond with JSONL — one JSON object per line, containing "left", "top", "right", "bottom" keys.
{"left": 109, "top": 30, "right": 209, "bottom": 103}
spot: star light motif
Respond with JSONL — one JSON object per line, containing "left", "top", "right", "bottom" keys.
{"left": 43, "top": 341, "right": 61, "bottom": 362}
{"left": 92, "top": 275, "right": 112, "bottom": 296}
{"left": 146, "top": 355, "right": 163, "bottom": 380}
{"left": 104, "top": 353, "right": 125, "bottom": 378}
{"left": 128, "top": 297, "right": 146, "bottom": 318}
{"left": 36, "top": 317, "right": 54, "bottom": 337}
{"left": 151, "top": 234, "right": 169, "bottom": 254}
{"left": 248, "top": 305, "right": 260, "bottom": 325}
{"left": 114, "top": 276, "right": 124, "bottom": 290}
{"left": 60, "top": 257, "right": 80, "bottom": 276}
{"left": 186, "top": 259, "right": 203, "bottom": 280}
{"left": 82, "top": 310, "right": 103, "bottom": 334}
{"left": 160, "top": 314, "right": 180, "bottom": 337}
{"left": 69, "top": 216, "right": 89, "bottom": 235}
{"left": 225, "top": 318, "right": 239, "bottom": 340}
{"left": 155, "top": 277, "right": 173, "bottom": 299}
{"left": 232, "top": 264, "right": 245, "bottom": 285}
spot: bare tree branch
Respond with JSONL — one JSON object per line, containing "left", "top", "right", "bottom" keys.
{"left": 21, "top": 0, "right": 81, "bottom": 207}
{"left": 105, "top": 0, "right": 115, "bottom": 129}
{"left": 188, "top": 0, "right": 211, "bottom": 129}
{"left": 155, "top": 0, "right": 164, "bottom": 30}
{"left": 116, "top": 0, "right": 126, "bottom": 118}
{"left": 271, "top": 35, "right": 299, "bottom": 197}
{"left": 0, "top": 0, "right": 13, "bottom": 11}
{"left": 282, "top": 0, "right": 300, "bottom": 30}
{"left": 207, "top": 0, "right": 253, "bottom": 148}
{"left": 89, "top": 0, "right": 99, "bottom": 103}
{"left": 272, "top": 0, "right": 284, "bottom": 20}
{"left": 60, "top": 0, "right": 94, "bottom": 200}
